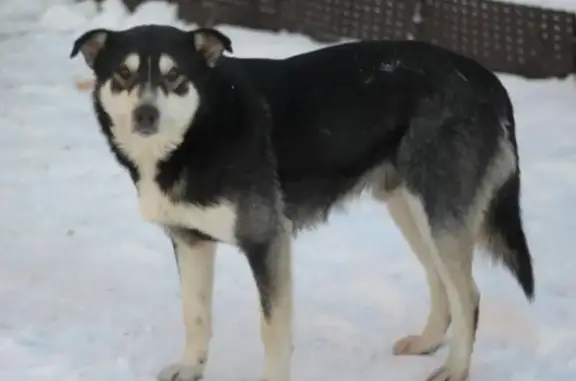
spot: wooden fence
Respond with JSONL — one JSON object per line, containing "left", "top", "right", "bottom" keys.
{"left": 105, "top": 0, "right": 576, "bottom": 79}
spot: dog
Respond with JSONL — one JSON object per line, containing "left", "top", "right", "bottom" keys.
{"left": 70, "top": 24, "right": 534, "bottom": 381}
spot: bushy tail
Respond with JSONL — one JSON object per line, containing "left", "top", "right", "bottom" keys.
{"left": 482, "top": 172, "right": 535, "bottom": 301}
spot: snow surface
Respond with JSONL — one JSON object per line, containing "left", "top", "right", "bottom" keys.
{"left": 1, "top": 1, "right": 576, "bottom": 380}
{"left": 506, "top": 0, "right": 576, "bottom": 11}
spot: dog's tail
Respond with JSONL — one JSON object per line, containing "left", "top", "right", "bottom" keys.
{"left": 482, "top": 170, "right": 535, "bottom": 301}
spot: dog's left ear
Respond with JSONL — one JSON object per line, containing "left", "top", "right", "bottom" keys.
{"left": 70, "top": 29, "right": 111, "bottom": 69}
{"left": 191, "top": 28, "right": 233, "bottom": 67}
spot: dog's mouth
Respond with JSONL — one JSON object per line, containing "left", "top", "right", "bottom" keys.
{"left": 134, "top": 123, "right": 158, "bottom": 136}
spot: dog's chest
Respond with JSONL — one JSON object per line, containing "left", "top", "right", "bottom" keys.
{"left": 136, "top": 176, "right": 237, "bottom": 243}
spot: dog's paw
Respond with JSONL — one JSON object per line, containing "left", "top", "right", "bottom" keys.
{"left": 425, "top": 365, "right": 469, "bottom": 381}
{"left": 157, "top": 363, "right": 203, "bottom": 381}
{"left": 393, "top": 334, "right": 444, "bottom": 356}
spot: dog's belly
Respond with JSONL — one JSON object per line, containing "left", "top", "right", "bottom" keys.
{"left": 137, "top": 179, "right": 237, "bottom": 243}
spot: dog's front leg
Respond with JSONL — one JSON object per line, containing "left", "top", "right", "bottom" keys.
{"left": 158, "top": 234, "right": 217, "bottom": 381}
{"left": 243, "top": 221, "right": 293, "bottom": 381}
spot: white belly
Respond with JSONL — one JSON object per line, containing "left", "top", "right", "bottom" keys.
{"left": 137, "top": 178, "right": 237, "bottom": 243}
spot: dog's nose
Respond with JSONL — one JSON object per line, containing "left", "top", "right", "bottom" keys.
{"left": 133, "top": 104, "right": 159, "bottom": 135}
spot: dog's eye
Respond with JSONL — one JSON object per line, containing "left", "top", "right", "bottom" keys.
{"left": 164, "top": 68, "right": 180, "bottom": 82}
{"left": 117, "top": 65, "right": 132, "bottom": 81}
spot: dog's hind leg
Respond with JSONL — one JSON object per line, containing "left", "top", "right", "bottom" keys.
{"left": 243, "top": 219, "right": 293, "bottom": 381}
{"left": 387, "top": 192, "right": 451, "bottom": 356}
{"left": 401, "top": 190, "right": 479, "bottom": 381}
{"left": 158, "top": 233, "right": 217, "bottom": 381}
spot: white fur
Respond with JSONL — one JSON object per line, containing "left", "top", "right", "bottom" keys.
{"left": 387, "top": 192, "right": 451, "bottom": 356}
{"left": 98, "top": 60, "right": 237, "bottom": 243}
{"left": 98, "top": 78, "right": 200, "bottom": 164}
{"left": 158, "top": 238, "right": 216, "bottom": 381}
{"left": 401, "top": 189, "right": 478, "bottom": 381}
{"left": 159, "top": 54, "right": 176, "bottom": 74}
{"left": 123, "top": 53, "right": 140, "bottom": 72}
{"left": 138, "top": 176, "right": 237, "bottom": 243}
{"left": 260, "top": 219, "right": 294, "bottom": 381}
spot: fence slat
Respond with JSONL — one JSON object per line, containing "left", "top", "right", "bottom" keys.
{"left": 116, "top": 0, "right": 576, "bottom": 78}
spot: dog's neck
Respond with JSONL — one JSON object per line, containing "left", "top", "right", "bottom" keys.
{"left": 112, "top": 128, "right": 183, "bottom": 180}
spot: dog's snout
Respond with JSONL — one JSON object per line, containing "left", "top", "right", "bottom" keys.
{"left": 133, "top": 104, "right": 159, "bottom": 135}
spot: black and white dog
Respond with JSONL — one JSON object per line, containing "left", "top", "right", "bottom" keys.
{"left": 71, "top": 24, "right": 534, "bottom": 381}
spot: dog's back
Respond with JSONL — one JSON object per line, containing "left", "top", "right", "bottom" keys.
{"left": 221, "top": 40, "right": 521, "bottom": 231}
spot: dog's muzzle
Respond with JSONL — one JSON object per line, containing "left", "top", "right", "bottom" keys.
{"left": 133, "top": 104, "right": 159, "bottom": 135}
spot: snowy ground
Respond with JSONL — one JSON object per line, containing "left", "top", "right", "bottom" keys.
{"left": 1, "top": 1, "right": 576, "bottom": 380}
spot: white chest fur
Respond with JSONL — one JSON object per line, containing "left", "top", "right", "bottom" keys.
{"left": 136, "top": 174, "right": 238, "bottom": 243}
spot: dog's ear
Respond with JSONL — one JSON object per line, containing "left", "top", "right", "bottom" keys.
{"left": 70, "top": 29, "right": 111, "bottom": 69}
{"left": 191, "top": 28, "right": 233, "bottom": 67}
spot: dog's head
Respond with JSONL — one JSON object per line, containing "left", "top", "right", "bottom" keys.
{"left": 70, "top": 24, "right": 232, "bottom": 162}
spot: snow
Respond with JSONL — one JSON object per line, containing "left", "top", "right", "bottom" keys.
{"left": 506, "top": 0, "right": 576, "bottom": 11}
{"left": 1, "top": 0, "right": 576, "bottom": 380}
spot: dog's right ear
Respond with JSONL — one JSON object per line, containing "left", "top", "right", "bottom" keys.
{"left": 70, "top": 29, "right": 111, "bottom": 69}
{"left": 191, "top": 28, "right": 233, "bottom": 67}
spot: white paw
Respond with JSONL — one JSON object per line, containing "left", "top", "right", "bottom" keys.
{"left": 157, "top": 363, "right": 204, "bottom": 381}
{"left": 392, "top": 334, "right": 444, "bottom": 356}
{"left": 425, "top": 365, "right": 469, "bottom": 381}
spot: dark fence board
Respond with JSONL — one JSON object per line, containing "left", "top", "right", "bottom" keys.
{"left": 176, "top": 0, "right": 285, "bottom": 32}
{"left": 110, "top": 0, "right": 576, "bottom": 78}
{"left": 416, "top": 0, "right": 576, "bottom": 78}
{"left": 288, "top": 0, "right": 419, "bottom": 43}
